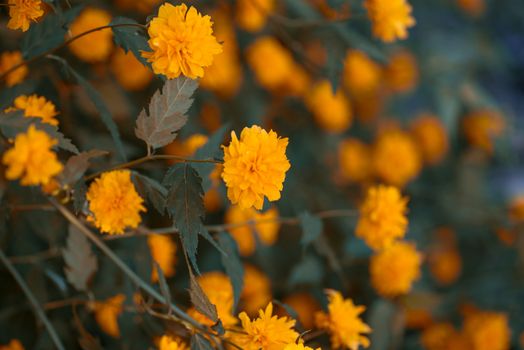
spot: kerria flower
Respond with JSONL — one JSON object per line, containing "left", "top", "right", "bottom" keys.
{"left": 338, "top": 138, "right": 372, "bottom": 183}
{"left": 462, "top": 109, "right": 505, "bottom": 154}
{"left": 142, "top": 3, "right": 222, "bottom": 79}
{"left": 236, "top": 0, "right": 274, "bottom": 32}
{"left": 0, "top": 339, "right": 24, "bottom": 350}
{"left": 227, "top": 302, "right": 299, "bottom": 350}
{"left": 86, "top": 170, "right": 146, "bottom": 235}
{"left": 364, "top": 0, "right": 416, "bottom": 42}
{"left": 410, "top": 114, "right": 449, "bottom": 165}
{"left": 463, "top": 311, "right": 510, "bottom": 350}
{"left": 384, "top": 50, "right": 419, "bottom": 94}
{"left": 315, "top": 290, "right": 371, "bottom": 350}
{"left": 7, "top": 0, "right": 44, "bottom": 32}
{"left": 240, "top": 264, "right": 272, "bottom": 316}
{"left": 147, "top": 234, "right": 177, "bottom": 283}
{"left": 94, "top": 294, "right": 125, "bottom": 338}
{"left": 421, "top": 323, "right": 468, "bottom": 350}
{"left": 343, "top": 50, "right": 382, "bottom": 96}
{"left": 111, "top": 49, "right": 153, "bottom": 91}
{"left": 158, "top": 335, "right": 189, "bottom": 350}
{"left": 7, "top": 94, "right": 59, "bottom": 125}
{"left": 68, "top": 8, "right": 113, "bottom": 62}
{"left": 284, "top": 344, "right": 321, "bottom": 350}
{"left": 282, "top": 293, "right": 321, "bottom": 330}
{"left": 2, "top": 125, "right": 62, "bottom": 186}
{"left": 0, "top": 51, "right": 28, "bottom": 87}
{"left": 221, "top": 126, "right": 290, "bottom": 210}
{"left": 356, "top": 185, "right": 409, "bottom": 251}
{"left": 306, "top": 80, "right": 352, "bottom": 134}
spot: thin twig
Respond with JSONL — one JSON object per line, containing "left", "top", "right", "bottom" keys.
{"left": 0, "top": 248, "right": 66, "bottom": 350}
{"left": 9, "top": 247, "right": 61, "bottom": 264}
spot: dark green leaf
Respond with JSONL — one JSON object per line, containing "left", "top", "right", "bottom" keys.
{"left": 132, "top": 173, "right": 167, "bottom": 214}
{"left": 135, "top": 77, "right": 198, "bottom": 151}
{"left": 154, "top": 262, "right": 173, "bottom": 315}
{"left": 299, "top": 211, "right": 323, "bottom": 247}
{"left": 73, "top": 180, "right": 87, "bottom": 214}
{"left": 59, "top": 150, "right": 108, "bottom": 186}
{"left": 111, "top": 17, "right": 150, "bottom": 66}
{"left": 188, "top": 271, "right": 218, "bottom": 323}
{"left": 200, "top": 227, "right": 227, "bottom": 256}
{"left": 193, "top": 124, "right": 229, "bottom": 192}
{"left": 62, "top": 224, "right": 98, "bottom": 291}
{"left": 190, "top": 333, "right": 214, "bottom": 350}
{"left": 218, "top": 233, "right": 244, "bottom": 308}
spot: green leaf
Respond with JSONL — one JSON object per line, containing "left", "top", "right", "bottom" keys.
{"left": 110, "top": 17, "right": 150, "bottom": 66}
{"left": 190, "top": 334, "right": 214, "bottom": 350}
{"left": 218, "top": 233, "right": 244, "bottom": 308}
{"left": 299, "top": 211, "right": 323, "bottom": 247}
{"left": 132, "top": 173, "right": 167, "bottom": 215}
{"left": 59, "top": 150, "right": 108, "bottom": 186}
{"left": 193, "top": 124, "right": 229, "bottom": 192}
{"left": 0, "top": 111, "right": 79, "bottom": 153}
{"left": 135, "top": 77, "right": 198, "bottom": 151}
{"left": 163, "top": 163, "right": 205, "bottom": 272}
{"left": 50, "top": 56, "right": 127, "bottom": 160}
{"left": 188, "top": 271, "right": 218, "bottom": 323}
{"left": 62, "top": 224, "right": 98, "bottom": 291}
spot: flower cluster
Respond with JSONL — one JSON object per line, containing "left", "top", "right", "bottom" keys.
{"left": 6, "top": 0, "right": 44, "bottom": 32}
{"left": 7, "top": 95, "right": 59, "bottom": 126}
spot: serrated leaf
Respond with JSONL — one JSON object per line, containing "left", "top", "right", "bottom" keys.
{"left": 200, "top": 227, "right": 227, "bottom": 256}
{"left": 73, "top": 180, "right": 87, "bottom": 214}
{"left": 62, "top": 224, "right": 98, "bottom": 291}
{"left": 132, "top": 173, "right": 167, "bottom": 214}
{"left": 50, "top": 56, "right": 127, "bottom": 160}
{"left": 59, "top": 150, "right": 108, "bottom": 186}
{"left": 135, "top": 77, "right": 198, "bottom": 150}
{"left": 218, "top": 233, "right": 244, "bottom": 308}
{"left": 299, "top": 211, "right": 323, "bottom": 247}
{"left": 154, "top": 262, "right": 173, "bottom": 315}
{"left": 193, "top": 124, "right": 229, "bottom": 192}
{"left": 163, "top": 163, "right": 205, "bottom": 272}
{"left": 190, "top": 333, "right": 214, "bottom": 350}
{"left": 189, "top": 271, "right": 218, "bottom": 323}
{"left": 0, "top": 111, "right": 79, "bottom": 153}
{"left": 111, "top": 17, "right": 150, "bottom": 66}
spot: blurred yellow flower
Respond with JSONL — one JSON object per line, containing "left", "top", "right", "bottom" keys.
{"left": 69, "top": 8, "right": 113, "bottom": 63}
{"left": 282, "top": 292, "right": 321, "bottom": 331}
{"left": 343, "top": 50, "right": 382, "bottom": 96}
{"left": 86, "top": 170, "right": 146, "bottom": 235}
{"left": 463, "top": 311, "right": 510, "bottom": 350}
{"left": 148, "top": 234, "right": 177, "bottom": 283}
{"left": 164, "top": 134, "right": 209, "bottom": 162}
{"left": 338, "top": 138, "right": 372, "bottom": 183}
{"left": 0, "top": 51, "right": 28, "bottom": 87}
{"left": 7, "top": 0, "right": 44, "bottom": 32}
{"left": 509, "top": 195, "right": 524, "bottom": 223}
{"left": 241, "top": 264, "right": 272, "bottom": 316}
{"left": 222, "top": 126, "right": 290, "bottom": 210}
{"left": 0, "top": 339, "right": 24, "bottom": 350}
{"left": 306, "top": 80, "right": 352, "bottom": 134}
{"left": 111, "top": 49, "right": 153, "bottom": 91}
{"left": 228, "top": 302, "right": 299, "bottom": 350}
{"left": 410, "top": 114, "right": 449, "bottom": 165}
{"left": 158, "top": 335, "right": 189, "bottom": 350}
{"left": 187, "top": 271, "right": 238, "bottom": 327}
{"left": 364, "top": 0, "right": 416, "bottom": 42}
{"left": 421, "top": 323, "right": 466, "bottom": 350}
{"left": 356, "top": 185, "right": 409, "bottom": 251}
{"left": 372, "top": 129, "right": 422, "bottom": 187}
{"left": 370, "top": 241, "right": 422, "bottom": 297}
{"left": 457, "top": 0, "right": 485, "bottom": 17}
{"left": 236, "top": 0, "right": 274, "bottom": 32}
{"left": 3, "top": 125, "right": 62, "bottom": 186}
{"left": 428, "top": 231, "right": 461, "bottom": 286}
{"left": 462, "top": 110, "right": 505, "bottom": 154}
{"left": 143, "top": 3, "right": 222, "bottom": 79}
{"left": 94, "top": 294, "right": 125, "bottom": 338}
{"left": 315, "top": 290, "right": 371, "bottom": 350}
{"left": 7, "top": 94, "right": 59, "bottom": 126}
{"left": 384, "top": 50, "right": 419, "bottom": 93}
{"left": 284, "top": 344, "right": 320, "bottom": 350}
{"left": 226, "top": 205, "right": 280, "bottom": 256}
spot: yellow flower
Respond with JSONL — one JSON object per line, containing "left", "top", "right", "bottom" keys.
{"left": 284, "top": 344, "right": 320, "bottom": 350}
{"left": 509, "top": 195, "right": 524, "bottom": 223}
{"left": 463, "top": 311, "right": 510, "bottom": 350}
{"left": 462, "top": 110, "right": 505, "bottom": 154}
{"left": 372, "top": 129, "right": 422, "bottom": 187}
{"left": 148, "top": 234, "right": 177, "bottom": 283}
{"left": 200, "top": 9, "right": 243, "bottom": 98}
{"left": 111, "top": 49, "right": 153, "bottom": 91}
{"left": 228, "top": 302, "right": 299, "bottom": 350}
{"left": 187, "top": 272, "right": 238, "bottom": 327}
{"left": 0, "top": 51, "right": 28, "bottom": 87}
{"left": 364, "top": 0, "right": 416, "bottom": 42}
{"left": 226, "top": 205, "right": 280, "bottom": 256}
{"left": 343, "top": 50, "right": 382, "bottom": 96}
{"left": 428, "top": 230, "right": 461, "bottom": 286}
{"left": 0, "top": 339, "right": 24, "bottom": 350}
{"left": 457, "top": 0, "right": 485, "bottom": 17}
{"left": 282, "top": 293, "right": 321, "bottom": 331}
{"left": 165, "top": 134, "right": 209, "bottom": 161}
{"left": 410, "top": 114, "right": 449, "bottom": 165}
{"left": 384, "top": 50, "right": 419, "bottom": 93}
{"left": 338, "top": 138, "right": 372, "bottom": 183}
{"left": 7, "top": 0, "right": 44, "bottom": 32}
{"left": 142, "top": 3, "right": 222, "bottom": 79}
{"left": 86, "top": 170, "right": 146, "bottom": 235}
{"left": 356, "top": 185, "right": 408, "bottom": 251}
{"left": 158, "top": 335, "right": 189, "bottom": 350}
{"left": 241, "top": 264, "right": 272, "bottom": 316}
{"left": 94, "top": 294, "right": 125, "bottom": 338}
{"left": 7, "top": 94, "right": 59, "bottom": 126}
{"left": 421, "top": 323, "right": 464, "bottom": 350}
{"left": 2, "top": 125, "right": 63, "bottom": 186}
{"left": 236, "top": 0, "right": 274, "bottom": 32}
{"left": 222, "top": 126, "right": 290, "bottom": 210}
{"left": 306, "top": 80, "right": 352, "bottom": 134}
{"left": 370, "top": 241, "right": 422, "bottom": 297}
{"left": 68, "top": 8, "right": 113, "bottom": 63}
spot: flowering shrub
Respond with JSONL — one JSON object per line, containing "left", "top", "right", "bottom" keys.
{"left": 0, "top": 1, "right": 523, "bottom": 349}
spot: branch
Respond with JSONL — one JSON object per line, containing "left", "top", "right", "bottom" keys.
{"left": 0, "top": 248, "right": 66, "bottom": 350}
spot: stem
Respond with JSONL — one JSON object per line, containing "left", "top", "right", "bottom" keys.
{"left": 9, "top": 247, "right": 61, "bottom": 264}
{"left": 84, "top": 155, "right": 222, "bottom": 181}
{"left": 0, "top": 23, "right": 146, "bottom": 83}
{"left": 0, "top": 248, "right": 66, "bottom": 350}
{"left": 48, "top": 197, "right": 207, "bottom": 334}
